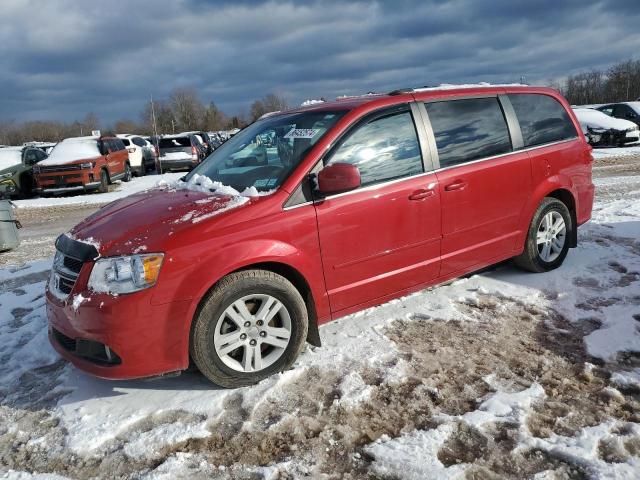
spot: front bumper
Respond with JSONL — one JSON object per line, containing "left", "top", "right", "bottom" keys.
{"left": 0, "top": 179, "right": 17, "bottom": 195}
{"left": 46, "top": 280, "right": 192, "bottom": 380}
{"left": 37, "top": 182, "right": 101, "bottom": 194}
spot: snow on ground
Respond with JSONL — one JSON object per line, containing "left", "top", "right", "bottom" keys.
{"left": 1, "top": 160, "right": 639, "bottom": 478}
{"left": 592, "top": 144, "right": 640, "bottom": 159}
{"left": 13, "top": 173, "right": 183, "bottom": 209}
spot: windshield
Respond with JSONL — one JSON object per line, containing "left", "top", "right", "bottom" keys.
{"left": 185, "top": 110, "right": 345, "bottom": 191}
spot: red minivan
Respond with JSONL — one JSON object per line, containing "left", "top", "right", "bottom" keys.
{"left": 46, "top": 85, "right": 594, "bottom": 387}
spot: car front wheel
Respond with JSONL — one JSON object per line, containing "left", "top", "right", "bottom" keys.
{"left": 514, "top": 197, "right": 572, "bottom": 273}
{"left": 190, "top": 270, "right": 308, "bottom": 388}
{"left": 98, "top": 170, "right": 109, "bottom": 193}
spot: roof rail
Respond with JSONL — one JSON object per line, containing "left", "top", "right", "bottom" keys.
{"left": 388, "top": 88, "right": 414, "bottom": 96}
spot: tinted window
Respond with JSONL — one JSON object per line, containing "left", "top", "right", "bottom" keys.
{"left": 508, "top": 94, "right": 577, "bottom": 147}
{"left": 114, "top": 139, "right": 126, "bottom": 151}
{"left": 426, "top": 97, "right": 512, "bottom": 168}
{"left": 121, "top": 138, "right": 131, "bottom": 146}
{"left": 159, "top": 137, "right": 191, "bottom": 148}
{"left": 326, "top": 110, "right": 423, "bottom": 187}
{"left": 132, "top": 137, "right": 146, "bottom": 147}
{"left": 599, "top": 106, "right": 614, "bottom": 116}
{"left": 24, "top": 149, "right": 38, "bottom": 164}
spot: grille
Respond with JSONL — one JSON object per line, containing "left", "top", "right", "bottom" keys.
{"left": 63, "top": 256, "right": 83, "bottom": 274}
{"left": 50, "top": 250, "right": 84, "bottom": 299}
{"left": 39, "top": 164, "right": 83, "bottom": 173}
{"left": 52, "top": 328, "right": 76, "bottom": 351}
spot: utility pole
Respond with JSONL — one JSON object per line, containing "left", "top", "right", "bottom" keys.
{"left": 150, "top": 94, "right": 162, "bottom": 175}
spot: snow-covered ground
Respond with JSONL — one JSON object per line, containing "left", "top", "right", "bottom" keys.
{"left": 13, "top": 173, "right": 183, "bottom": 209}
{"left": 1, "top": 158, "right": 639, "bottom": 479}
{"left": 592, "top": 144, "right": 640, "bottom": 159}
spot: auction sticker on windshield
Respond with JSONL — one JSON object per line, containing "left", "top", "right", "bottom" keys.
{"left": 284, "top": 128, "right": 319, "bottom": 139}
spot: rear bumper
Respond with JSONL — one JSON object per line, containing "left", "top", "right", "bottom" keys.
{"left": 159, "top": 158, "right": 198, "bottom": 171}
{"left": 577, "top": 182, "right": 595, "bottom": 226}
{"left": 46, "top": 285, "right": 192, "bottom": 379}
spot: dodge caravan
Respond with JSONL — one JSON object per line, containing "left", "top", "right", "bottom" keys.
{"left": 46, "top": 85, "right": 594, "bottom": 387}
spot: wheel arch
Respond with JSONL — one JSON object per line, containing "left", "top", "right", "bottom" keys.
{"left": 544, "top": 188, "right": 577, "bottom": 248}
{"left": 189, "top": 260, "right": 322, "bottom": 348}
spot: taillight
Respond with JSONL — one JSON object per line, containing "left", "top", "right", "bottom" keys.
{"left": 154, "top": 146, "right": 159, "bottom": 157}
{"left": 191, "top": 146, "right": 198, "bottom": 161}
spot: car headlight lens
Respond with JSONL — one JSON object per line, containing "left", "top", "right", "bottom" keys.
{"left": 80, "top": 162, "right": 95, "bottom": 169}
{"left": 88, "top": 253, "right": 164, "bottom": 294}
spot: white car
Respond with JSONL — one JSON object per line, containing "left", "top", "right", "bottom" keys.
{"left": 572, "top": 108, "right": 639, "bottom": 147}
{"left": 116, "top": 134, "right": 156, "bottom": 175}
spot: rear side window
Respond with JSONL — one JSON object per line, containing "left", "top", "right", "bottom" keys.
{"left": 508, "top": 94, "right": 577, "bottom": 147}
{"left": 425, "top": 97, "right": 512, "bottom": 168}
{"left": 114, "top": 139, "right": 126, "bottom": 151}
{"left": 326, "top": 110, "right": 423, "bottom": 187}
{"left": 121, "top": 138, "right": 131, "bottom": 146}
{"left": 132, "top": 137, "right": 146, "bottom": 147}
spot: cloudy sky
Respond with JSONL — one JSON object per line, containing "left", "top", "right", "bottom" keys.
{"left": 1, "top": 0, "right": 639, "bottom": 124}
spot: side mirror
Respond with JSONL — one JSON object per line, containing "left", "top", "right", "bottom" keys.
{"left": 317, "top": 163, "right": 361, "bottom": 195}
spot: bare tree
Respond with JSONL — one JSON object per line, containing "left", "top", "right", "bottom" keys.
{"left": 169, "top": 87, "right": 205, "bottom": 131}
{"left": 250, "top": 93, "right": 288, "bottom": 121}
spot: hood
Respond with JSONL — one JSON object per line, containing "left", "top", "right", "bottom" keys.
{"left": 70, "top": 187, "right": 250, "bottom": 256}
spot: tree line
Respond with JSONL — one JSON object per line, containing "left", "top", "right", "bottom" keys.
{"left": 556, "top": 59, "right": 640, "bottom": 106}
{"left": 0, "top": 89, "right": 288, "bottom": 146}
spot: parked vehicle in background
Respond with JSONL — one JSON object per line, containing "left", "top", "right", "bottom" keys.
{"left": 117, "top": 134, "right": 157, "bottom": 176}
{"left": 180, "top": 131, "right": 215, "bottom": 155}
{"left": 573, "top": 107, "right": 640, "bottom": 147}
{"left": 23, "top": 141, "right": 57, "bottom": 154}
{"left": 46, "top": 85, "right": 593, "bottom": 388}
{"left": 34, "top": 136, "right": 131, "bottom": 195}
{"left": 157, "top": 134, "right": 206, "bottom": 172}
{"left": 597, "top": 102, "right": 640, "bottom": 127}
{"left": 0, "top": 145, "right": 48, "bottom": 198}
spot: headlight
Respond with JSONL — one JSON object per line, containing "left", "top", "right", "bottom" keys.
{"left": 0, "top": 172, "right": 13, "bottom": 180}
{"left": 88, "top": 253, "right": 164, "bottom": 294}
{"left": 80, "top": 162, "right": 95, "bottom": 169}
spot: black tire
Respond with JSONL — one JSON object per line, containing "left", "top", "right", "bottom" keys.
{"left": 98, "top": 169, "right": 109, "bottom": 193}
{"left": 190, "top": 270, "right": 308, "bottom": 388}
{"left": 18, "top": 174, "right": 34, "bottom": 199}
{"left": 514, "top": 197, "right": 573, "bottom": 273}
{"left": 123, "top": 163, "right": 132, "bottom": 182}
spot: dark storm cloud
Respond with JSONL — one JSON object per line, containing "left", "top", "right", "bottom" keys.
{"left": 1, "top": 0, "right": 639, "bottom": 123}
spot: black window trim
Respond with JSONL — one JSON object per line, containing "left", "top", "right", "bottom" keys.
{"left": 283, "top": 102, "right": 435, "bottom": 208}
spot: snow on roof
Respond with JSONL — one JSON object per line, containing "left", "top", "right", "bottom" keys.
{"left": 0, "top": 147, "right": 23, "bottom": 171}
{"left": 301, "top": 99, "right": 325, "bottom": 106}
{"left": 623, "top": 101, "right": 640, "bottom": 113}
{"left": 412, "top": 82, "right": 526, "bottom": 92}
{"left": 572, "top": 108, "right": 637, "bottom": 132}
{"left": 39, "top": 137, "right": 102, "bottom": 166}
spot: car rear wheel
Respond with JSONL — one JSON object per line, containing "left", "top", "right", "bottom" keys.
{"left": 190, "top": 270, "right": 308, "bottom": 388}
{"left": 98, "top": 169, "right": 109, "bottom": 193}
{"left": 123, "top": 163, "right": 132, "bottom": 182}
{"left": 514, "top": 197, "right": 572, "bottom": 273}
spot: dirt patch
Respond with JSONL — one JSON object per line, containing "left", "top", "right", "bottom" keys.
{"left": 2, "top": 296, "right": 639, "bottom": 479}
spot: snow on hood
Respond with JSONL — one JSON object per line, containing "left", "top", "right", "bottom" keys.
{"left": 69, "top": 176, "right": 274, "bottom": 256}
{"left": 172, "top": 173, "right": 268, "bottom": 198}
{"left": 0, "top": 148, "right": 22, "bottom": 171}
{"left": 40, "top": 137, "right": 101, "bottom": 166}
{"left": 572, "top": 108, "right": 637, "bottom": 132}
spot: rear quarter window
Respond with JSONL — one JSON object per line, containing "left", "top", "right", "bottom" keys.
{"left": 508, "top": 94, "right": 577, "bottom": 147}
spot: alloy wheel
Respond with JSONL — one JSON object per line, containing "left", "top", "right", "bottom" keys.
{"left": 214, "top": 294, "right": 292, "bottom": 373}
{"left": 536, "top": 210, "right": 566, "bottom": 262}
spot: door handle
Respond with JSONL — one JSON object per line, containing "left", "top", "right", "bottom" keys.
{"left": 444, "top": 180, "right": 467, "bottom": 191}
{"left": 408, "top": 189, "right": 435, "bottom": 201}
